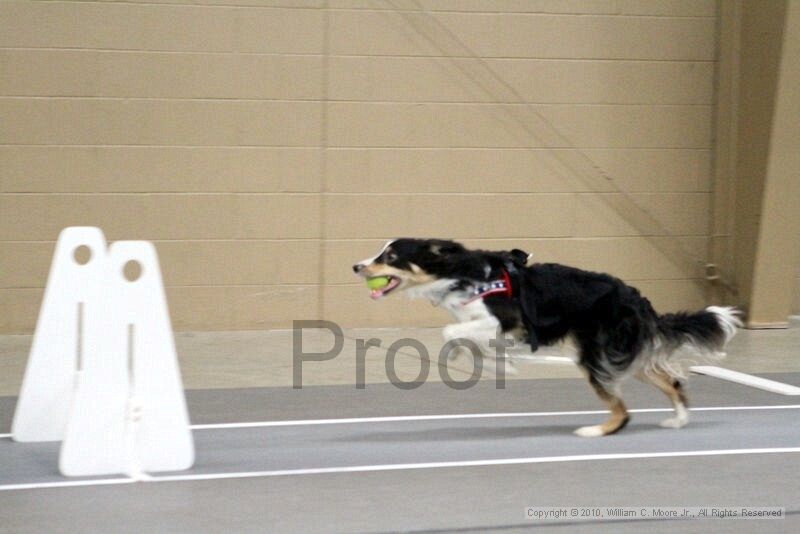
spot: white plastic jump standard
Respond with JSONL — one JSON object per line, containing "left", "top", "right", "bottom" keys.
{"left": 12, "top": 227, "right": 194, "bottom": 478}
{"left": 12, "top": 227, "right": 107, "bottom": 442}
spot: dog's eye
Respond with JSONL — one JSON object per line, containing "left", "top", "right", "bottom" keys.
{"left": 384, "top": 251, "right": 398, "bottom": 263}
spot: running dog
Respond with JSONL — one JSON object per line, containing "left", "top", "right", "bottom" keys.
{"left": 353, "top": 238, "right": 741, "bottom": 437}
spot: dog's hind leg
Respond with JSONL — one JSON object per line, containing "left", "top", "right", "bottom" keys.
{"left": 574, "top": 376, "right": 630, "bottom": 437}
{"left": 637, "top": 370, "right": 689, "bottom": 429}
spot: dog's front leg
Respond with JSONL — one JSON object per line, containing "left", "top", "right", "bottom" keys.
{"left": 442, "top": 319, "right": 495, "bottom": 362}
{"left": 441, "top": 318, "right": 518, "bottom": 375}
{"left": 441, "top": 318, "right": 499, "bottom": 346}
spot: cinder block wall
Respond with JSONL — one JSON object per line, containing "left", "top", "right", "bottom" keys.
{"left": 796, "top": 267, "right": 800, "bottom": 312}
{"left": 0, "top": 0, "right": 718, "bottom": 332}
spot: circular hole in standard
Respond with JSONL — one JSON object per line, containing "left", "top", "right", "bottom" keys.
{"left": 123, "top": 260, "right": 143, "bottom": 282}
{"left": 73, "top": 245, "right": 92, "bottom": 265}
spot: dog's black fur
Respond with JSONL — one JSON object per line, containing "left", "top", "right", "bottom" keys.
{"left": 354, "top": 238, "right": 741, "bottom": 436}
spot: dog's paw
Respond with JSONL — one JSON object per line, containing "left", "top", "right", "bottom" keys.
{"left": 659, "top": 417, "right": 688, "bottom": 429}
{"left": 574, "top": 425, "right": 606, "bottom": 438}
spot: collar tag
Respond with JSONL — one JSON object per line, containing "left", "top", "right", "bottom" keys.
{"left": 461, "top": 270, "right": 513, "bottom": 305}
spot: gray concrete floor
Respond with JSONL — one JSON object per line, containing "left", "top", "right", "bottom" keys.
{"left": 1, "top": 323, "right": 799, "bottom": 532}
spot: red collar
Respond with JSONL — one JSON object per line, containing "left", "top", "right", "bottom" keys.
{"left": 461, "top": 269, "right": 513, "bottom": 305}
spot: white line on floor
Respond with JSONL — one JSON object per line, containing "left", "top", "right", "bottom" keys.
{"left": 189, "top": 404, "right": 800, "bottom": 430}
{"left": 0, "top": 477, "right": 134, "bottom": 491}
{"left": 2, "top": 404, "right": 798, "bottom": 438}
{"left": 3, "top": 447, "right": 799, "bottom": 491}
{"left": 152, "top": 447, "right": 800, "bottom": 482}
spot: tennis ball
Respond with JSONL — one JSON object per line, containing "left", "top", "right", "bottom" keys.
{"left": 367, "top": 276, "right": 391, "bottom": 290}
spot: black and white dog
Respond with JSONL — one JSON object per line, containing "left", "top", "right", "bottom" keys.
{"left": 353, "top": 238, "right": 741, "bottom": 437}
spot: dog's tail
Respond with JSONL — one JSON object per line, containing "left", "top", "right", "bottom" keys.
{"left": 647, "top": 306, "right": 743, "bottom": 379}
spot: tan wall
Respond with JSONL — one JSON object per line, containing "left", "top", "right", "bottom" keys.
{"left": 795, "top": 268, "right": 800, "bottom": 313}
{"left": 729, "top": 0, "right": 786, "bottom": 313}
{"left": 714, "top": 0, "right": 800, "bottom": 322}
{"left": 1, "top": 0, "right": 718, "bottom": 332}
{"left": 746, "top": 0, "right": 800, "bottom": 326}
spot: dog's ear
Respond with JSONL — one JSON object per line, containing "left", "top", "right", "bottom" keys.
{"left": 509, "top": 248, "right": 531, "bottom": 267}
{"left": 430, "top": 241, "right": 466, "bottom": 256}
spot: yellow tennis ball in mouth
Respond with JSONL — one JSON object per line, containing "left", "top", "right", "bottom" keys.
{"left": 366, "top": 276, "right": 391, "bottom": 290}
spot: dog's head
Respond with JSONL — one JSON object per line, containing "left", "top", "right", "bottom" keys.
{"left": 352, "top": 238, "right": 531, "bottom": 299}
{"left": 352, "top": 238, "right": 468, "bottom": 299}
